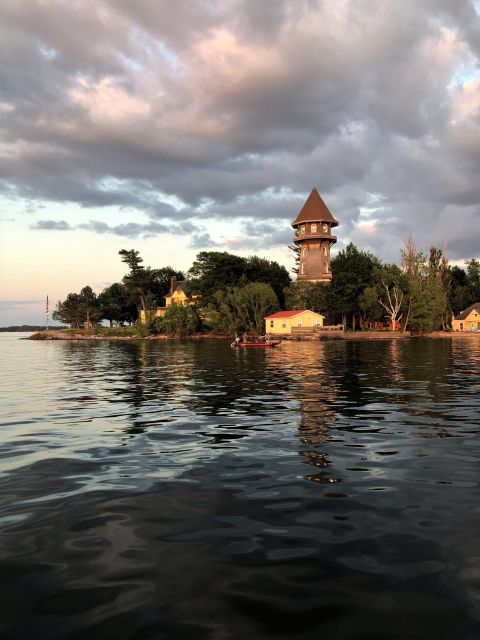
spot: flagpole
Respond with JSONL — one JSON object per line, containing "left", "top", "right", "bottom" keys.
{"left": 46, "top": 295, "right": 49, "bottom": 332}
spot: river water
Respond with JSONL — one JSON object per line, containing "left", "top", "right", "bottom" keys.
{"left": 1, "top": 333, "right": 479, "bottom": 639}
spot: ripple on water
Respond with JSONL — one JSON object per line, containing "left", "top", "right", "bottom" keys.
{"left": 1, "top": 334, "right": 480, "bottom": 638}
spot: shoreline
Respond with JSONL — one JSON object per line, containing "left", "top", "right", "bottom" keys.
{"left": 26, "top": 330, "right": 480, "bottom": 341}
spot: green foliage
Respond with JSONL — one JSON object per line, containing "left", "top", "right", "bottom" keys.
{"left": 187, "top": 251, "right": 290, "bottom": 305}
{"left": 52, "top": 292, "right": 82, "bottom": 327}
{"left": 52, "top": 286, "right": 101, "bottom": 328}
{"left": 187, "top": 251, "right": 248, "bottom": 301}
{"left": 245, "top": 256, "right": 291, "bottom": 306}
{"left": 148, "top": 267, "right": 184, "bottom": 304}
{"left": 408, "top": 276, "right": 445, "bottom": 333}
{"left": 98, "top": 282, "right": 137, "bottom": 326}
{"left": 119, "top": 249, "right": 152, "bottom": 312}
{"left": 78, "top": 286, "right": 102, "bottom": 326}
{"left": 284, "top": 281, "right": 328, "bottom": 312}
{"left": 401, "top": 243, "right": 448, "bottom": 333}
{"left": 358, "top": 286, "right": 384, "bottom": 325}
{"left": 133, "top": 319, "right": 151, "bottom": 338}
{"left": 162, "top": 305, "right": 202, "bottom": 337}
{"left": 328, "top": 243, "right": 380, "bottom": 327}
{"left": 206, "top": 282, "right": 279, "bottom": 334}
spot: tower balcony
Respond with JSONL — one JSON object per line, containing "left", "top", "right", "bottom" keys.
{"left": 294, "top": 232, "right": 337, "bottom": 244}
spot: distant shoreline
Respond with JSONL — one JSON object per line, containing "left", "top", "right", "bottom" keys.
{"left": 26, "top": 330, "right": 480, "bottom": 341}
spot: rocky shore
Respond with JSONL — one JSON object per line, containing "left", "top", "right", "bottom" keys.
{"left": 27, "top": 330, "right": 480, "bottom": 341}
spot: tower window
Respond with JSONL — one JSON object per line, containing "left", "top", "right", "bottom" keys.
{"left": 311, "top": 224, "right": 317, "bottom": 233}
{"left": 301, "top": 225, "right": 305, "bottom": 234}
{"left": 323, "top": 246, "right": 327, "bottom": 255}
{"left": 324, "top": 262, "right": 329, "bottom": 272}
{"left": 301, "top": 263, "right": 305, "bottom": 274}
{"left": 323, "top": 224, "right": 328, "bottom": 233}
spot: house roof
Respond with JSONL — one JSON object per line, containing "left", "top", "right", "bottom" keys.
{"left": 292, "top": 187, "right": 339, "bottom": 227}
{"left": 265, "top": 309, "right": 325, "bottom": 319}
{"left": 165, "top": 280, "right": 187, "bottom": 298}
{"left": 454, "top": 302, "right": 480, "bottom": 320}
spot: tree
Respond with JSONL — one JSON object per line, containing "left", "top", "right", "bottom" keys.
{"left": 328, "top": 243, "right": 380, "bottom": 329}
{"left": 119, "top": 249, "right": 151, "bottom": 312}
{"left": 162, "top": 305, "right": 201, "bottom": 337}
{"left": 245, "top": 256, "right": 291, "bottom": 306}
{"left": 284, "top": 281, "right": 328, "bottom": 312}
{"left": 52, "top": 286, "right": 101, "bottom": 328}
{"left": 378, "top": 280, "right": 403, "bottom": 329}
{"left": 400, "top": 238, "right": 446, "bottom": 333}
{"left": 449, "top": 265, "right": 468, "bottom": 315}
{"left": 187, "top": 251, "right": 290, "bottom": 305}
{"left": 206, "top": 282, "right": 279, "bottom": 334}
{"left": 289, "top": 232, "right": 300, "bottom": 274}
{"left": 466, "top": 259, "right": 480, "bottom": 303}
{"left": 149, "top": 267, "right": 185, "bottom": 305}
{"left": 98, "top": 283, "right": 137, "bottom": 326}
{"left": 187, "top": 251, "right": 248, "bottom": 301}
{"left": 358, "top": 286, "right": 383, "bottom": 327}
{"left": 52, "top": 293, "right": 82, "bottom": 328}
{"left": 78, "top": 286, "right": 101, "bottom": 327}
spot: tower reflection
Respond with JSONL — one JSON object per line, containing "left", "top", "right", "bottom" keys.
{"left": 268, "top": 342, "right": 341, "bottom": 484}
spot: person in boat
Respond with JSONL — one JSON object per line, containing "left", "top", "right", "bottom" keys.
{"left": 242, "top": 332, "right": 248, "bottom": 343}
{"left": 231, "top": 332, "right": 241, "bottom": 347}
{"left": 264, "top": 333, "right": 270, "bottom": 343}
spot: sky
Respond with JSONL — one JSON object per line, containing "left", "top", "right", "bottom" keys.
{"left": 1, "top": 0, "right": 479, "bottom": 325}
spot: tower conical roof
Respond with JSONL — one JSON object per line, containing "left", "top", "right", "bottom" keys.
{"left": 292, "top": 188, "right": 338, "bottom": 227}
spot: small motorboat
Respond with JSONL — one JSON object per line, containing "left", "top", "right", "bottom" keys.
{"left": 231, "top": 340, "right": 280, "bottom": 348}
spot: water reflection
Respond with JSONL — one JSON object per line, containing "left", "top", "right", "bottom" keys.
{"left": 1, "top": 334, "right": 480, "bottom": 638}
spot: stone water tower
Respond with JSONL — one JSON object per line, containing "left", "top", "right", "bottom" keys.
{"left": 292, "top": 188, "right": 338, "bottom": 282}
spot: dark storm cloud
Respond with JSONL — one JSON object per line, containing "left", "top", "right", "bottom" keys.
{"left": 1, "top": 0, "right": 479, "bottom": 262}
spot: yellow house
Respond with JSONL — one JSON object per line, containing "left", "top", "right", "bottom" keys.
{"left": 265, "top": 310, "right": 325, "bottom": 335}
{"left": 140, "top": 277, "right": 200, "bottom": 324}
{"left": 452, "top": 303, "right": 480, "bottom": 332}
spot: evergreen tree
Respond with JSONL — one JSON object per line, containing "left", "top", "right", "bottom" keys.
{"left": 52, "top": 293, "right": 82, "bottom": 328}
{"left": 78, "top": 286, "right": 101, "bottom": 327}
{"left": 119, "top": 249, "right": 151, "bottom": 312}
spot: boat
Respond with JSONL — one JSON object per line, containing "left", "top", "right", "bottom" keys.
{"left": 231, "top": 341, "right": 280, "bottom": 348}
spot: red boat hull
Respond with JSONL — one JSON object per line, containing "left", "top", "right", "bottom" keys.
{"left": 233, "top": 341, "right": 280, "bottom": 348}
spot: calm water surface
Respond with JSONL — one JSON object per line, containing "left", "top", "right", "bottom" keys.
{"left": 1, "top": 333, "right": 480, "bottom": 639}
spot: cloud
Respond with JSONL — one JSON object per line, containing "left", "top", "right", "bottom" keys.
{"left": 1, "top": 0, "right": 479, "bottom": 263}
{"left": 30, "top": 219, "right": 72, "bottom": 230}
{"left": 188, "top": 233, "right": 221, "bottom": 249}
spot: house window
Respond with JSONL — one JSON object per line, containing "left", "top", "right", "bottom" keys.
{"left": 323, "top": 224, "right": 328, "bottom": 233}
{"left": 311, "top": 224, "right": 317, "bottom": 233}
{"left": 301, "top": 225, "right": 305, "bottom": 234}
{"left": 282, "top": 322, "right": 287, "bottom": 329}
{"left": 270, "top": 320, "right": 274, "bottom": 328}
{"left": 460, "top": 323, "right": 463, "bottom": 330}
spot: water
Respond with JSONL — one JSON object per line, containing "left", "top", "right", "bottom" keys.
{"left": 1, "top": 333, "right": 480, "bottom": 639}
